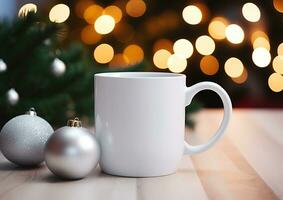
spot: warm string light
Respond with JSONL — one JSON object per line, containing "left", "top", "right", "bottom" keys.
{"left": 224, "top": 57, "right": 244, "bottom": 78}
{"left": 123, "top": 44, "right": 144, "bottom": 65}
{"left": 200, "top": 55, "right": 219, "bottom": 75}
{"left": 242, "top": 3, "right": 261, "bottom": 22}
{"left": 195, "top": 35, "right": 215, "bottom": 55}
{"left": 83, "top": 5, "right": 103, "bottom": 24}
{"left": 268, "top": 73, "right": 283, "bottom": 92}
{"left": 272, "top": 43, "right": 283, "bottom": 76}
{"left": 94, "top": 15, "right": 115, "bottom": 35}
{"left": 182, "top": 5, "right": 202, "bottom": 25}
{"left": 103, "top": 5, "right": 122, "bottom": 23}
{"left": 250, "top": 30, "right": 270, "bottom": 52}
{"left": 94, "top": 44, "right": 114, "bottom": 64}
{"left": 49, "top": 4, "right": 70, "bottom": 23}
{"left": 167, "top": 54, "right": 187, "bottom": 73}
{"left": 173, "top": 39, "right": 194, "bottom": 59}
{"left": 126, "top": 0, "right": 146, "bottom": 17}
{"left": 208, "top": 17, "right": 228, "bottom": 40}
{"left": 225, "top": 24, "right": 245, "bottom": 44}
{"left": 153, "top": 49, "right": 171, "bottom": 69}
{"left": 253, "top": 37, "right": 270, "bottom": 51}
{"left": 74, "top": 0, "right": 282, "bottom": 90}
{"left": 251, "top": 31, "right": 269, "bottom": 43}
{"left": 252, "top": 47, "right": 271, "bottom": 68}
{"left": 278, "top": 43, "right": 283, "bottom": 56}
{"left": 18, "top": 3, "right": 37, "bottom": 17}
{"left": 272, "top": 56, "right": 283, "bottom": 74}
{"left": 273, "top": 0, "right": 283, "bottom": 13}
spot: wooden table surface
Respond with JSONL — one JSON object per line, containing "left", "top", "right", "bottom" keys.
{"left": 0, "top": 109, "right": 282, "bottom": 200}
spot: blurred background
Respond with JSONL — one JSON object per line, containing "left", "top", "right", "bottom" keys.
{"left": 0, "top": 0, "right": 282, "bottom": 127}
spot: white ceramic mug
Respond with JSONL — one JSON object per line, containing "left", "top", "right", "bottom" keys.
{"left": 95, "top": 72, "right": 232, "bottom": 177}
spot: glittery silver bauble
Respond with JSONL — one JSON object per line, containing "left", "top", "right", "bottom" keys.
{"left": 6, "top": 88, "right": 19, "bottom": 105}
{"left": 45, "top": 118, "right": 100, "bottom": 179}
{"left": 51, "top": 58, "right": 66, "bottom": 77}
{"left": 0, "top": 108, "right": 53, "bottom": 166}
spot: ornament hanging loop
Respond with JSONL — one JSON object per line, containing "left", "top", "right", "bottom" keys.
{"left": 26, "top": 107, "right": 37, "bottom": 116}
{"left": 67, "top": 117, "right": 82, "bottom": 127}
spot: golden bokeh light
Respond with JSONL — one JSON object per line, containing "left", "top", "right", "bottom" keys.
{"left": 49, "top": 4, "right": 70, "bottom": 23}
{"left": 252, "top": 47, "right": 271, "bottom": 67}
{"left": 94, "top": 44, "right": 114, "bottom": 64}
{"left": 200, "top": 55, "right": 219, "bottom": 75}
{"left": 277, "top": 43, "right": 283, "bottom": 56}
{"left": 251, "top": 31, "right": 269, "bottom": 43}
{"left": 195, "top": 35, "right": 215, "bottom": 55}
{"left": 167, "top": 54, "right": 187, "bottom": 73}
{"left": 173, "top": 39, "right": 194, "bottom": 59}
{"left": 273, "top": 0, "right": 283, "bottom": 13}
{"left": 182, "top": 5, "right": 202, "bottom": 25}
{"left": 18, "top": 3, "right": 37, "bottom": 17}
{"left": 123, "top": 44, "right": 144, "bottom": 65}
{"left": 153, "top": 39, "right": 173, "bottom": 53}
{"left": 253, "top": 37, "right": 270, "bottom": 50}
{"left": 94, "top": 15, "right": 115, "bottom": 35}
{"left": 232, "top": 68, "right": 248, "bottom": 84}
{"left": 268, "top": 73, "right": 283, "bottom": 92}
{"left": 81, "top": 25, "right": 102, "bottom": 44}
{"left": 75, "top": 0, "right": 93, "bottom": 18}
{"left": 153, "top": 49, "right": 171, "bottom": 69}
{"left": 273, "top": 56, "right": 283, "bottom": 74}
{"left": 103, "top": 5, "right": 122, "bottom": 23}
{"left": 83, "top": 4, "right": 103, "bottom": 24}
{"left": 126, "top": 0, "right": 146, "bottom": 17}
{"left": 224, "top": 57, "right": 244, "bottom": 78}
{"left": 225, "top": 24, "right": 245, "bottom": 44}
{"left": 109, "top": 54, "right": 129, "bottom": 68}
{"left": 242, "top": 3, "right": 261, "bottom": 22}
{"left": 208, "top": 17, "right": 228, "bottom": 40}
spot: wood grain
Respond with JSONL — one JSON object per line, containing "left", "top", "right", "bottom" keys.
{"left": 0, "top": 109, "right": 282, "bottom": 200}
{"left": 188, "top": 110, "right": 279, "bottom": 200}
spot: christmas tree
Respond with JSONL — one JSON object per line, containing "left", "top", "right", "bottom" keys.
{"left": 0, "top": 12, "right": 145, "bottom": 127}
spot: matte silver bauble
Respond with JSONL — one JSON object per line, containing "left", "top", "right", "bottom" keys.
{"left": 45, "top": 118, "right": 100, "bottom": 180}
{"left": 0, "top": 108, "right": 54, "bottom": 166}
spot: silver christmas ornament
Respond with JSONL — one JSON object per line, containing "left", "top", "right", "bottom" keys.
{"left": 51, "top": 58, "right": 66, "bottom": 76}
{"left": 45, "top": 118, "right": 100, "bottom": 180}
{"left": 0, "top": 108, "right": 54, "bottom": 166}
{"left": 6, "top": 88, "right": 19, "bottom": 105}
{"left": 0, "top": 59, "right": 7, "bottom": 72}
{"left": 44, "top": 39, "right": 51, "bottom": 46}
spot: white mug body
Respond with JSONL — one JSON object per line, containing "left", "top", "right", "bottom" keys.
{"left": 95, "top": 73, "right": 186, "bottom": 177}
{"left": 95, "top": 72, "right": 232, "bottom": 177}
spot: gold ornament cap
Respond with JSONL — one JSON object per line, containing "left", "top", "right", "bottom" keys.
{"left": 26, "top": 107, "right": 37, "bottom": 116}
{"left": 67, "top": 117, "right": 82, "bottom": 127}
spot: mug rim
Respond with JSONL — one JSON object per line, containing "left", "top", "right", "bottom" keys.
{"left": 95, "top": 72, "right": 185, "bottom": 79}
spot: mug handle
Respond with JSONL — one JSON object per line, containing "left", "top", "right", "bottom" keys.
{"left": 184, "top": 82, "right": 232, "bottom": 155}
